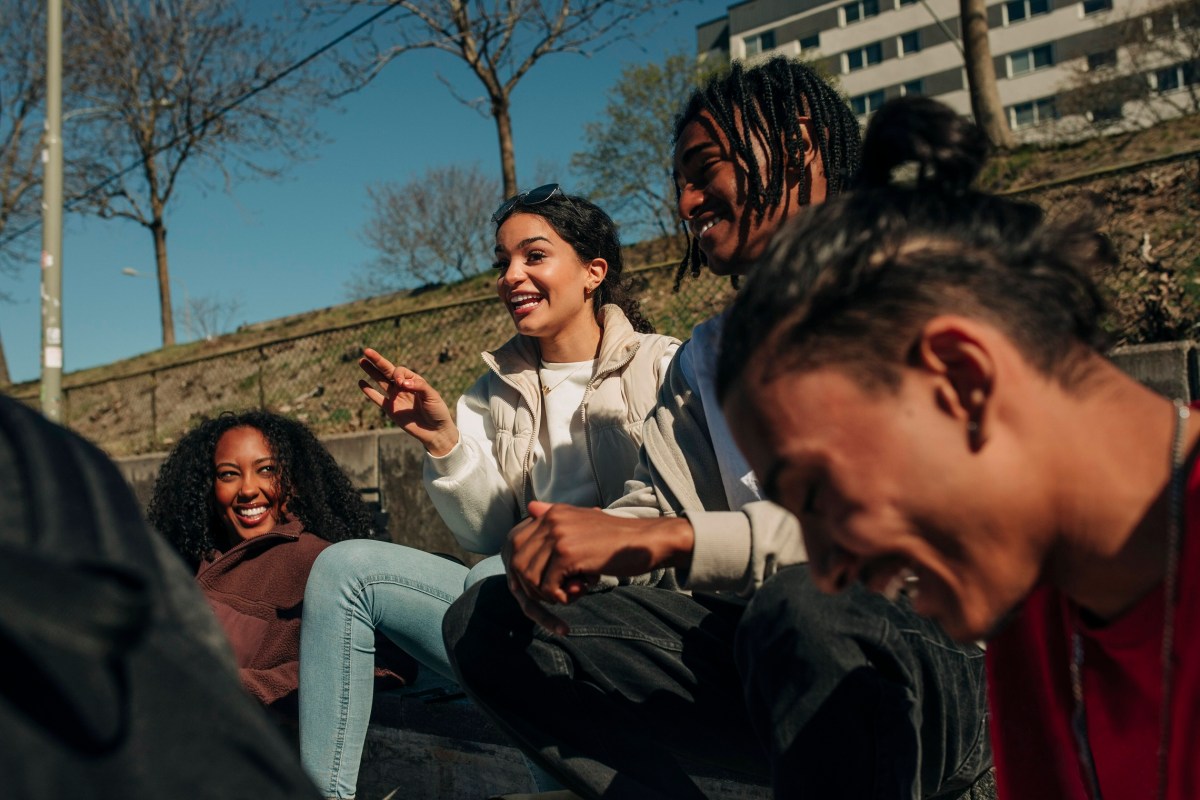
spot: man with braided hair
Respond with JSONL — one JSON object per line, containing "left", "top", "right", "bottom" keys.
{"left": 444, "top": 57, "right": 994, "bottom": 800}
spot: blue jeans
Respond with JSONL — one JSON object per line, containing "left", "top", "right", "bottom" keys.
{"left": 298, "top": 539, "right": 505, "bottom": 799}
{"left": 444, "top": 565, "right": 991, "bottom": 799}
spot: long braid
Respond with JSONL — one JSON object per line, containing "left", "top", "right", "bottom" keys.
{"left": 672, "top": 56, "right": 862, "bottom": 290}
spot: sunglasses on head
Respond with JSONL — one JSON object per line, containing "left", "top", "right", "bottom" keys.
{"left": 491, "top": 183, "right": 563, "bottom": 224}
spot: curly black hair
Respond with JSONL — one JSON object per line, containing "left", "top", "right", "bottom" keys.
{"left": 147, "top": 410, "right": 375, "bottom": 568}
{"left": 671, "top": 56, "right": 863, "bottom": 289}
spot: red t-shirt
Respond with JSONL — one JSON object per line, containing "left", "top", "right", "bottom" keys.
{"left": 987, "top": 455, "right": 1200, "bottom": 800}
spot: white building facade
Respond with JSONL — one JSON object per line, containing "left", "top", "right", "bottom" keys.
{"left": 697, "top": 0, "right": 1198, "bottom": 141}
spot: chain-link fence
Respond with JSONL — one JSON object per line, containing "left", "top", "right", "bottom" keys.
{"left": 6, "top": 259, "right": 735, "bottom": 456}
{"left": 7, "top": 151, "right": 1197, "bottom": 457}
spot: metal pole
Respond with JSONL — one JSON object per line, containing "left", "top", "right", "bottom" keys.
{"left": 40, "top": 0, "right": 64, "bottom": 422}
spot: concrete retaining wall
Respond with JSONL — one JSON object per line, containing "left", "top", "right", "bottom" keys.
{"left": 1109, "top": 340, "right": 1199, "bottom": 405}
{"left": 114, "top": 340, "right": 1200, "bottom": 565}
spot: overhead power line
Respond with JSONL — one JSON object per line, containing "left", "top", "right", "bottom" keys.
{"left": 0, "top": 1, "right": 402, "bottom": 251}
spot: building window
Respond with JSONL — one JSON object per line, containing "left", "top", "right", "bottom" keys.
{"left": 1154, "top": 62, "right": 1199, "bottom": 92}
{"left": 744, "top": 30, "right": 776, "bottom": 57}
{"left": 1008, "top": 44, "right": 1055, "bottom": 76}
{"left": 1082, "top": 0, "right": 1112, "bottom": 13}
{"left": 1088, "top": 104, "right": 1124, "bottom": 122}
{"left": 1086, "top": 49, "right": 1117, "bottom": 70}
{"left": 845, "top": 42, "right": 884, "bottom": 72}
{"left": 1145, "top": 9, "right": 1180, "bottom": 36}
{"left": 900, "top": 30, "right": 922, "bottom": 54}
{"left": 1008, "top": 96, "right": 1058, "bottom": 128}
{"left": 850, "top": 90, "right": 887, "bottom": 115}
{"left": 1005, "top": 0, "right": 1051, "bottom": 24}
{"left": 799, "top": 33, "right": 821, "bottom": 51}
{"left": 842, "top": 0, "right": 881, "bottom": 25}
{"left": 899, "top": 0, "right": 920, "bottom": 6}
{"left": 901, "top": 79, "right": 924, "bottom": 96}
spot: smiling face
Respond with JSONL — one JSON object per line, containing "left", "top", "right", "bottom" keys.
{"left": 493, "top": 211, "right": 607, "bottom": 356}
{"left": 724, "top": 360, "right": 1048, "bottom": 642}
{"left": 673, "top": 110, "right": 826, "bottom": 276}
{"left": 211, "top": 426, "right": 286, "bottom": 543}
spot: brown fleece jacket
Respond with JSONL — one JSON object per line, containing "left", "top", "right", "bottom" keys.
{"left": 196, "top": 520, "right": 417, "bottom": 709}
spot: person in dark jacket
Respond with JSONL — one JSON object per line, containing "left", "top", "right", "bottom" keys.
{"left": 148, "top": 410, "right": 415, "bottom": 711}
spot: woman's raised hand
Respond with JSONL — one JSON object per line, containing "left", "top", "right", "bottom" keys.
{"left": 358, "top": 347, "right": 459, "bottom": 456}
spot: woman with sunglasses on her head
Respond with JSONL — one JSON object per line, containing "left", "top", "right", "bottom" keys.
{"left": 298, "top": 185, "right": 679, "bottom": 800}
{"left": 717, "top": 96, "right": 1200, "bottom": 800}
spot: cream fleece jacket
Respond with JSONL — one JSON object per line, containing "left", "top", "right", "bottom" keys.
{"left": 423, "top": 304, "right": 679, "bottom": 556}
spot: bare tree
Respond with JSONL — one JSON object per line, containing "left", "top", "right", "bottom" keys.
{"left": 68, "top": 0, "right": 322, "bottom": 348}
{"left": 310, "top": 0, "right": 685, "bottom": 198}
{"left": 180, "top": 293, "right": 244, "bottom": 341}
{"left": 349, "top": 162, "right": 499, "bottom": 298}
{"left": 572, "top": 51, "right": 725, "bottom": 246}
{"left": 0, "top": 0, "right": 55, "bottom": 381}
{"left": 0, "top": 0, "right": 50, "bottom": 290}
{"left": 960, "top": 0, "right": 1015, "bottom": 149}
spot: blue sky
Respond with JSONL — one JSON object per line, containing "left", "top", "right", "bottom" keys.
{"left": 1, "top": 0, "right": 730, "bottom": 384}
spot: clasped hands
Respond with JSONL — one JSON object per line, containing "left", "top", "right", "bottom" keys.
{"left": 503, "top": 500, "right": 695, "bottom": 635}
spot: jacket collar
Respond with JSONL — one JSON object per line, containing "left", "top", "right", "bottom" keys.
{"left": 482, "top": 304, "right": 639, "bottom": 383}
{"left": 202, "top": 518, "right": 306, "bottom": 566}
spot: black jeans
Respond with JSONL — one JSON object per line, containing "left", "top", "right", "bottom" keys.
{"left": 443, "top": 565, "right": 990, "bottom": 799}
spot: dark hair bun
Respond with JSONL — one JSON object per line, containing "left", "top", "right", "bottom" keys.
{"left": 857, "top": 96, "right": 989, "bottom": 194}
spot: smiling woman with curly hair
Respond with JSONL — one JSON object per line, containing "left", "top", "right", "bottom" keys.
{"left": 148, "top": 410, "right": 413, "bottom": 712}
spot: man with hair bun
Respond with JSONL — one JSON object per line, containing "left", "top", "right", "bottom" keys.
{"left": 445, "top": 63, "right": 994, "bottom": 799}
{"left": 719, "top": 94, "right": 1200, "bottom": 800}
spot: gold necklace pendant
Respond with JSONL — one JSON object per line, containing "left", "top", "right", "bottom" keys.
{"left": 540, "top": 363, "right": 588, "bottom": 395}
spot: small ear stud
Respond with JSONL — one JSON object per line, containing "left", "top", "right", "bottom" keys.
{"left": 967, "top": 421, "right": 979, "bottom": 434}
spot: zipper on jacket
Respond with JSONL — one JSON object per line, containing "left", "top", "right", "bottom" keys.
{"left": 580, "top": 338, "right": 642, "bottom": 506}
{"left": 481, "top": 352, "right": 542, "bottom": 518}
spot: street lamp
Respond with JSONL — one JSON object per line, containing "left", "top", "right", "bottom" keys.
{"left": 39, "top": 0, "right": 171, "bottom": 422}
{"left": 122, "top": 267, "right": 192, "bottom": 342}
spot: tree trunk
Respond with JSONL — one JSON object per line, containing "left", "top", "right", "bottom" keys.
{"left": 152, "top": 220, "right": 176, "bottom": 347}
{"left": 960, "top": 0, "right": 1015, "bottom": 150}
{"left": 492, "top": 94, "right": 518, "bottom": 198}
{"left": 0, "top": 331, "right": 10, "bottom": 387}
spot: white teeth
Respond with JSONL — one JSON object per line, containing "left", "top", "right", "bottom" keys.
{"left": 696, "top": 219, "right": 717, "bottom": 236}
{"left": 509, "top": 292, "right": 542, "bottom": 308}
{"left": 882, "top": 567, "right": 919, "bottom": 601}
{"left": 903, "top": 568, "right": 920, "bottom": 601}
{"left": 239, "top": 506, "right": 267, "bottom": 518}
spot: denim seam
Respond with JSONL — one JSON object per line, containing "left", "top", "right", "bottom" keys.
{"left": 942, "top": 667, "right": 992, "bottom": 787}
{"left": 893, "top": 627, "right": 986, "bottom": 658}
{"left": 355, "top": 574, "right": 459, "bottom": 609}
{"left": 555, "top": 625, "right": 685, "bottom": 652}
{"left": 323, "top": 591, "right": 355, "bottom": 799}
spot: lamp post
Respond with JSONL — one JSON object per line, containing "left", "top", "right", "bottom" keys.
{"left": 122, "top": 267, "right": 192, "bottom": 341}
{"left": 40, "top": 0, "right": 63, "bottom": 422}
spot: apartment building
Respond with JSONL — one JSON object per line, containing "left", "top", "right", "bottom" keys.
{"left": 697, "top": 0, "right": 1198, "bottom": 141}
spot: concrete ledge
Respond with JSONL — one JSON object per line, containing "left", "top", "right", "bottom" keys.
{"left": 1109, "top": 340, "right": 1198, "bottom": 402}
